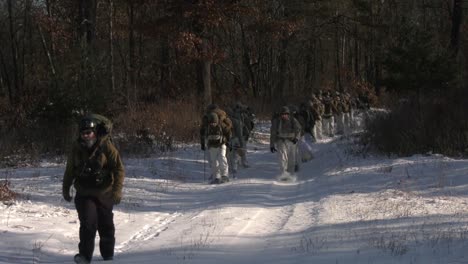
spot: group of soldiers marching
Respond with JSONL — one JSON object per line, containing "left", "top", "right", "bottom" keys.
{"left": 200, "top": 91, "right": 371, "bottom": 183}
{"left": 269, "top": 90, "right": 370, "bottom": 176}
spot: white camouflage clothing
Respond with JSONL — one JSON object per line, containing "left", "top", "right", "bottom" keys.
{"left": 270, "top": 110, "right": 301, "bottom": 174}
{"left": 208, "top": 144, "right": 229, "bottom": 179}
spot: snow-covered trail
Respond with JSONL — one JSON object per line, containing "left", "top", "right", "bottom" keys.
{"left": 3, "top": 120, "right": 468, "bottom": 263}
{"left": 106, "top": 136, "right": 359, "bottom": 264}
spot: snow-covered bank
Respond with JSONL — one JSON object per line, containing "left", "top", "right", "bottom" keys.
{"left": 2, "top": 122, "right": 468, "bottom": 264}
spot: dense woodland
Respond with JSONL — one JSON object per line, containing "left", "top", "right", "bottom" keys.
{"left": 0, "top": 0, "right": 466, "bottom": 161}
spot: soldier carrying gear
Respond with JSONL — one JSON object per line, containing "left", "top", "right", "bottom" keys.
{"left": 62, "top": 114, "right": 125, "bottom": 263}
{"left": 235, "top": 102, "right": 255, "bottom": 160}
{"left": 226, "top": 106, "right": 250, "bottom": 175}
{"left": 333, "top": 92, "right": 345, "bottom": 135}
{"left": 341, "top": 92, "right": 353, "bottom": 134}
{"left": 200, "top": 106, "right": 232, "bottom": 184}
{"left": 200, "top": 104, "right": 233, "bottom": 150}
{"left": 270, "top": 106, "right": 302, "bottom": 175}
{"left": 321, "top": 91, "right": 336, "bottom": 137}
{"left": 296, "top": 102, "right": 315, "bottom": 162}
{"left": 310, "top": 95, "right": 324, "bottom": 141}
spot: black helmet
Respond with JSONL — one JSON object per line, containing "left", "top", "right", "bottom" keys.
{"left": 79, "top": 118, "right": 97, "bottom": 131}
{"left": 206, "top": 103, "right": 218, "bottom": 112}
{"left": 207, "top": 112, "right": 219, "bottom": 123}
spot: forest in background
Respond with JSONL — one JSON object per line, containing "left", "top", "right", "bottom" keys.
{"left": 0, "top": 0, "right": 466, "bottom": 163}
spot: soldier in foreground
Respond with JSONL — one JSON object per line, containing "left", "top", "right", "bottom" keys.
{"left": 62, "top": 114, "right": 125, "bottom": 264}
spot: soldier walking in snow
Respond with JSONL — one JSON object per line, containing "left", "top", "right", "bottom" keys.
{"left": 62, "top": 114, "right": 125, "bottom": 264}
{"left": 333, "top": 91, "right": 345, "bottom": 135}
{"left": 321, "top": 91, "right": 336, "bottom": 137}
{"left": 296, "top": 102, "right": 315, "bottom": 162}
{"left": 341, "top": 92, "right": 353, "bottom": 134}
{"left": 270, "top": 106, "right": 301, "bottom": 176}
{"left": 233, "top": 102, "right": 253, "bottom": 168}
{"left": 310, "top": 93, "right": 324, "bottom": 141}
{"left": 200, "top": 107, "right": 232, "bottom": 184}
{"left": 226, "top": 106, "right": 247, "bottom": 175}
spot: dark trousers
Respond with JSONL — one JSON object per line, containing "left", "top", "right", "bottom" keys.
{"left": 75, "top": 193, "right": 115, "bottom": 262}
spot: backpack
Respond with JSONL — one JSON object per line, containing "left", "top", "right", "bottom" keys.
{"left": 210, "top": 108, "right": 232, "bottom": 132}
{"left": 87, "top": 114, "right": 113, "bottom": 137}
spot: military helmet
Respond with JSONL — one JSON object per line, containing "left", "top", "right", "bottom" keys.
{"left": 280, "top": 106, "right": 290, "bottom": 115}
{"left": 206, "top": 104, "right": 218, "bottom": 112}
{"left": 207, "top": 112, "right": 219, "bottom": 123}
{"left": 234, "top": 101, "right": 244, "bottom": 110}
{"left": 79, "top": 117, "right": 97, "bottom": 131}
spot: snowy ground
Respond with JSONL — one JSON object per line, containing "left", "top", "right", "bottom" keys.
{"left": 2, "top": 119, "right": 468, "bottom": 264}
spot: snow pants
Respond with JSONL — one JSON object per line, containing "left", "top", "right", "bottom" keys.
{"left": 228, "top": 148, "right": 249, "bottom": 173}
{"left": 313, "top": 119, "right": 322, "bottom": 141}
{"left": 276, "top": 139, "right": 297, "bottom": 174}
{"left": 343, "top": 112, "right": 351, "bottom": 135}
{"left": 335, "top": 113, "right": 345, "bottom": 135}
{"left": 322, "top": 116, "right": 335, "bottom": 137}
{"left": 208, "top": 144, "right": 229, "bottom": 179}
{"left": 75, "top": 192, "right": 115, "bottom": 262}
{"left": 298, "top": 136, "right": 314, "bottom": 162}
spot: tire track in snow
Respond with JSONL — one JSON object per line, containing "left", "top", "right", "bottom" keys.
{"left": 115, "top": 212, "right": 181, "bottom": 253}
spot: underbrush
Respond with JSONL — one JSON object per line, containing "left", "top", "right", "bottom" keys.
{"left": 0, "top": 180, "right": 17, "bottom": 202}
{"left": 0, "top": 98, "right": 204, "bottom": 166}
{"left": 114, "top": 100, "right": 201, "bottom": 156}
{"left": 0, "top": 96, "right": 267, "bottom": 165}
{"left": 363, "top": 90, "right": 468, "bottom": 157}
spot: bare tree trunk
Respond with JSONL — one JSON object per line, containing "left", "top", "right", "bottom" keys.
{"left": 240, "top": 23, "right": 257, "bottom": 97}
{"left": 128, "top": 1, "right": 137, "bottom": 103}
{"left": 334, "top": 28, "right": 341, "bottom": 91}
{"left": 45, "top": 0, "right": 56, "bottom": 59}
{"left": 354, "top": 25, "right": 359, "bottom": 79}
{"left": 201, "top": 40, "right": 212, "bottom": 107}
{"left": 21, "top": 0, "right": 32, "bottom": 91}
{"left": 79, "top": 0, "right": 96, "bottom": 93}
{"left": 313, "top": 38, "right": 319, "bottom": 93}
{"left": 277, "top": 39, "right": 288, "bottom": 102}
{"left": 38, "top": 24, "right": 57, "bottom": 89}
{"left": 109, "top": 0, "right": 115, "bottom": 92}
{"left": 0, "top": 48, "right": 13, "bottom": 104}
{"left": 450, "top": 0, "right": 462, "bottom": 57}
{"left": 7, "top": 0, "right": 20, "bottom": 105}
{"left": 160, "top": 36, "right": 170, "bottom": 97}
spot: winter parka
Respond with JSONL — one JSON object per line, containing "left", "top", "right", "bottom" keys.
{"left": 270, "top": 115, "right": 301, "bottom": 146}
{"left": 62, "top": 134, "right": 125, "bottom": 204}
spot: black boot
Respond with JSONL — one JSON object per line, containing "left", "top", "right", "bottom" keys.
{"left": 74, "top": 254, "right": 90, "bottom": 264}
{"left": 221, "top": 176, "right": 230, "bottom": 183}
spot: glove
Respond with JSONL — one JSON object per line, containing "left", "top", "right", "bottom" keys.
{"left": 270, "top": 146, "right": 277, "bottom": 153}
{"left": 63, "top": 189, "right": 72, "bottom": 202}
{"left": 291, "top": 138, "right": 298, "bottom": 144}
{"left": 201, "top": 144, "right": 206, "bottom": 151}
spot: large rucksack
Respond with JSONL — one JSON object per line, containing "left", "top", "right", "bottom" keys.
{"left": 210, "top": 108, "right": 232, "bottom": 132}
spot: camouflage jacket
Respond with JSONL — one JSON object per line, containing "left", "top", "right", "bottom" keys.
{"left": 62, "top": 135, "right": 125, "bottom": 200}
{"left": 229, "top": 112, "right": 246, "bottom": 149}
{"left": 270, "top": 116, "right": 301, "bottom": 146}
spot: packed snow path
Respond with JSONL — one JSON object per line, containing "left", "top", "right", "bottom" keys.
{"left": 2, "top": 121, "right": 468, "bottom": 263}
